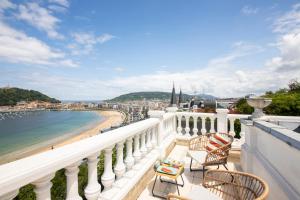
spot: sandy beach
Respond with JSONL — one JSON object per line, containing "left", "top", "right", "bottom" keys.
{"left": 0, "top": 110, "right": 125, "bottom": 164}
{"left": 53, "top": 110, "right": 125, "bottom": 148}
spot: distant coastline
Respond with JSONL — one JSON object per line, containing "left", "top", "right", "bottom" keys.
{"left": 0, "top": 110, "right": 124, "bottom": 164}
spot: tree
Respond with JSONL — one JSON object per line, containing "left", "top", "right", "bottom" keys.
{"left": 288, "top": 79, "right": 300, "bottom": 92}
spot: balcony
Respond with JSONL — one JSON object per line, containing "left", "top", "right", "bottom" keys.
{"left": 0, "top": 109, "right": 299, "bottom": 200}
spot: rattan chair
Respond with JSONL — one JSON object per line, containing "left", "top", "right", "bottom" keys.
{"left": 188, "top": 133, "right": 234, "bottom": 178}
{"left": 167, "top": 170, "right": 269, "bottom": 200}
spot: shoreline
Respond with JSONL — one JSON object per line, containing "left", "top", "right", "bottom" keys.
{"left": 0, "top": 110, "right": 125, "bottom": 165}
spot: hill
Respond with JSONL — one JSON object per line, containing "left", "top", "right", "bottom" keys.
{"left": 0, "top": 87, "right": 60, "bottom": 106}
{"left": 108, "top": 91, "right": 216, "bottom": 102}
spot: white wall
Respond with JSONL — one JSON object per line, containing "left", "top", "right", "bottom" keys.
{"left": 241, "top": 120, "right": 300, "bottom": 200}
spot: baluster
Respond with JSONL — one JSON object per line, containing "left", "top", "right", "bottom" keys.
{"left": 192, "top": 116, "right": 198, "bottom": 136}
{"left": 177, "top": 115, "right": 182, "bottom": 135}
{"left": 101, "top": 146, "right": 115, "bottom": 191}
{"left": 124, "top": 137, "right": 134, "bottom": 170}
{"left": 210, "top": 117, "right": 216, "bottom": 133}
{"left": 133, "top": 134, "right": 141, "bottom": 162}
{"left": 140, "top": 132, "right": 147, "bottom": 156}
{"left": 0, "top": 190, "right": 19, "bottom": 200}
{"left": 185, "top": 115, "right": 190, "bottom": 136}
{"left": 33, "top": 173, "right": 55, "bottom": 200}
{"left": 201, "top": 117, "right": 207, "bottom": 134}
{"left": 84, "top": 153, "right": 101, "bottom": 200}
{"left": 229, "top": 118, "right": 235, "bottom": 136}
{"left": 114, "top": 141, "right": 126, "bottom": 179}
{"left": 65, "top": 162, "right": 82, "bottom": 200}
{"left": 151, "top": 126, "right": 157, "bottom": 147}
{"left": 146, "top": 129, "right": 152, "bottom": 151}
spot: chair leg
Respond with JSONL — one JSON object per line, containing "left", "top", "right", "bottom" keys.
{"left": 190, "top": 157, "right": 204, "bottom": 171}
{"left": 217, "top": 165, "right": 219, "bottom": 169}
{"left": 151, "top": 175, "right": 158, "bottom": 196}
{"left": 202, "top": 166, "right": 205, "bottom": 179}
{"left": 175, "top": 179, "right": 180, "bottom": 196}
{"left": 223, "top": 164, "right": 228, "bottom": 170}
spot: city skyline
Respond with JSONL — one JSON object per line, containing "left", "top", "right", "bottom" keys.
{"left": 0, "top": 0, "right": 300, "bottom": 100}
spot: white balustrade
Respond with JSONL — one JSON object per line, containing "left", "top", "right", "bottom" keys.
{"left": 32, "top": 173, "right": 55, "bottom": 200}
{"left": 0, "top": 118, "right": 160, "bottom": 200}
{"left": 65, "top": 162, "right": 82, "bottom": 200}
{"left": 229, "top": 118, "right": 236, "bottom": 136}
{"left": 140, "top": 132, "right": 147, "bottom": 156}
{"left": 84, "top": 153, "right": 101, "bottom": 200}
{"left": 133, "top": 134, "right": 141, "bottom": 162}
{"left": 151, "top": 126, "right": 157, "bottom": 147}
{"left": 177, "top": 115, "right": 182, "bottom": 135}
{"left": 192, "top": 116, "right": 198, "bottom": 136}
{"left": 185, "top": 115, "right": 190, "bottom": 136}
{"left": 114, "top": 141, "right": 126, "bottom": 179}
{"left": 0, "top": 190, "right": 18, "bottom": 200}
{"left": 209, "top": 117, "right": 216, "bottom": 133}
{"left": 101, "top": 146, "right": 115, "bottom": 191}
{"left": 146, "top": 129, "right": 152, "bottom": 152}
{"left": 201, "top": 117, "right": 207, "bottom": 134}
{"left": 124, "top": 137, "right": 134, "bottom": 170}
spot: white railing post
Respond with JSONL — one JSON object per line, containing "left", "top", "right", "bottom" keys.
{"left": 114, "top": 141, "right": 126, "bottom": 180}
{"left": 0, "top": 190, "right": 19, "bottom": 200}
{"left": 151, "top": 126, "right": 157, "bottom": 147}
{"left": 146, "top": 129, "right": 153, "bottom": 152}
{"left": 185, "top": 115, "right": 190, "bottom": 136}
{"left": 201, "top": 117, "right": 207, "bottom": 134}
{"left": 65, "top": 162, "right": 82, "bottom": 200}
{"left": 140, "top": 132, "right": 147, "bottom": 156}
{"left": 216, "top": 109, "right": 229, "bottom": 133}
{"left": 101, "top": 146, "right": 115, "bottom": 191}
{"left": 192, "top": 116, "right": 198, "bottom": 136}
{"left": 229, "top": 118, "right": 235, "bottom": 136}
{"left": 33, "top": 174, "right": 55, "bottom": 200}
{"left": 177, "top": 114, "right": 182, "bottom": 135}
{"left": 124, "top": 137, "right": 134, "bottom": 170}
{"left": 84, "top": 153, "right": 101, "bottom": 200}
{"left": 148, "top": 110, "right": 166, "bottom": 158}
{"left": 210, "top": 117, "right": 216, "bottom": 133}
{"left": 133, "top": 134, "right": 141, "bottom": 162}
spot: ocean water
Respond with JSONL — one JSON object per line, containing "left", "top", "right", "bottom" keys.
{"left": 0, "top": 111, "right": 103, "bottom": 157}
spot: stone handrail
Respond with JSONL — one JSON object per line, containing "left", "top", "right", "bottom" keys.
{"left": 0, "top": 118, "right": 160, "bottom": 200}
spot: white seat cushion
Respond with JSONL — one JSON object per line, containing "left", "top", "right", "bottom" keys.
{"left": 186, "top": 186, "right": 222, "bottom": 200}
{"left": 187, "top": 150, "right": 207, "bottom": 164}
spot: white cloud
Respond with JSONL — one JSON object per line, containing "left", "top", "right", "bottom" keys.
{"left": 48, "top": 0, "right": 69, "bottom": 8}
{"left": 273, "top": 3, "right": 300, "bottom": 33}
{"left": 114, "top": 67, "right": 124, "bottom": 72}
{"left": 241, "top": 6, "right": 259, "bottom": 15}
{"left": 0, "top": 21, "right": 77, "bottom": 67}
{"left": 69, "top": 32, "right": 114, "bottom": 55}
{"left": 0, "top": 0, "right": 15, "bottom": 12}
{"left": 267, "top": 3, "right": 300, "bottom": 72}
{"left": 16, "top": 2, "right": 63, "bottom": 39}
{"left": 48, "top": 5, "right": 67, "bottom": 13}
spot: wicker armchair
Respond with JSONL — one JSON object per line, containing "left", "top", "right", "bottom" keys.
{"left": 188, "top": 133, "right": 234, "bottom": 178}
{"left": 167, "top": 170, "right": 269, "bottom": 200}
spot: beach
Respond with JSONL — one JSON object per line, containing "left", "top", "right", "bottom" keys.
{"left": 53, "top": 110, "right": 125, "bottom": 148}
{"left": 0, "top": 110, "right": 125, "bottom": 164}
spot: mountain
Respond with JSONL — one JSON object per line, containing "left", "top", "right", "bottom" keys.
{"left": 0, "top": 87, "right": 60, "bottom": 106}
{"left": 108, "top": 91, "right": 216, "bottom": 102}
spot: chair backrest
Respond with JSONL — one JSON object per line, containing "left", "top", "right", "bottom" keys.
{"left": 203, "top": 170, "right": 269, "bottom": 200}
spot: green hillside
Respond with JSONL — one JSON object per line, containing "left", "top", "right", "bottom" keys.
{"left": 0, "top": 87, "right": 60, "bottom": 106}
{"left": 108, "top": 91, "right": 216, "bottom": 102}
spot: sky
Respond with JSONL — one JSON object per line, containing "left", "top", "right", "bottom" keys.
{"left": 0, "top": 0, "right": 300, "bottom": 100}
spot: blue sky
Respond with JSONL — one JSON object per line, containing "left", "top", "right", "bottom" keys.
{"left": 0, "top": 0, "right": 300, "bottom": 100}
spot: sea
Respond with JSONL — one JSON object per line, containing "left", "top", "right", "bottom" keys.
{"left": 0, "top": 111, "right": 103, "bottom": 161}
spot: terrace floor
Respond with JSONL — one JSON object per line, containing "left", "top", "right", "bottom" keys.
{"left": 138, "top": 145, "right": 242, "bottom": 200}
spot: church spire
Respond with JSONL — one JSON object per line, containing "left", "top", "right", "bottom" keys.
{"left": 170, "top": 82, "right": 177, "bottom": 107}
{"left": 178, "top": 88, "right": 183, "bottom": 104}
